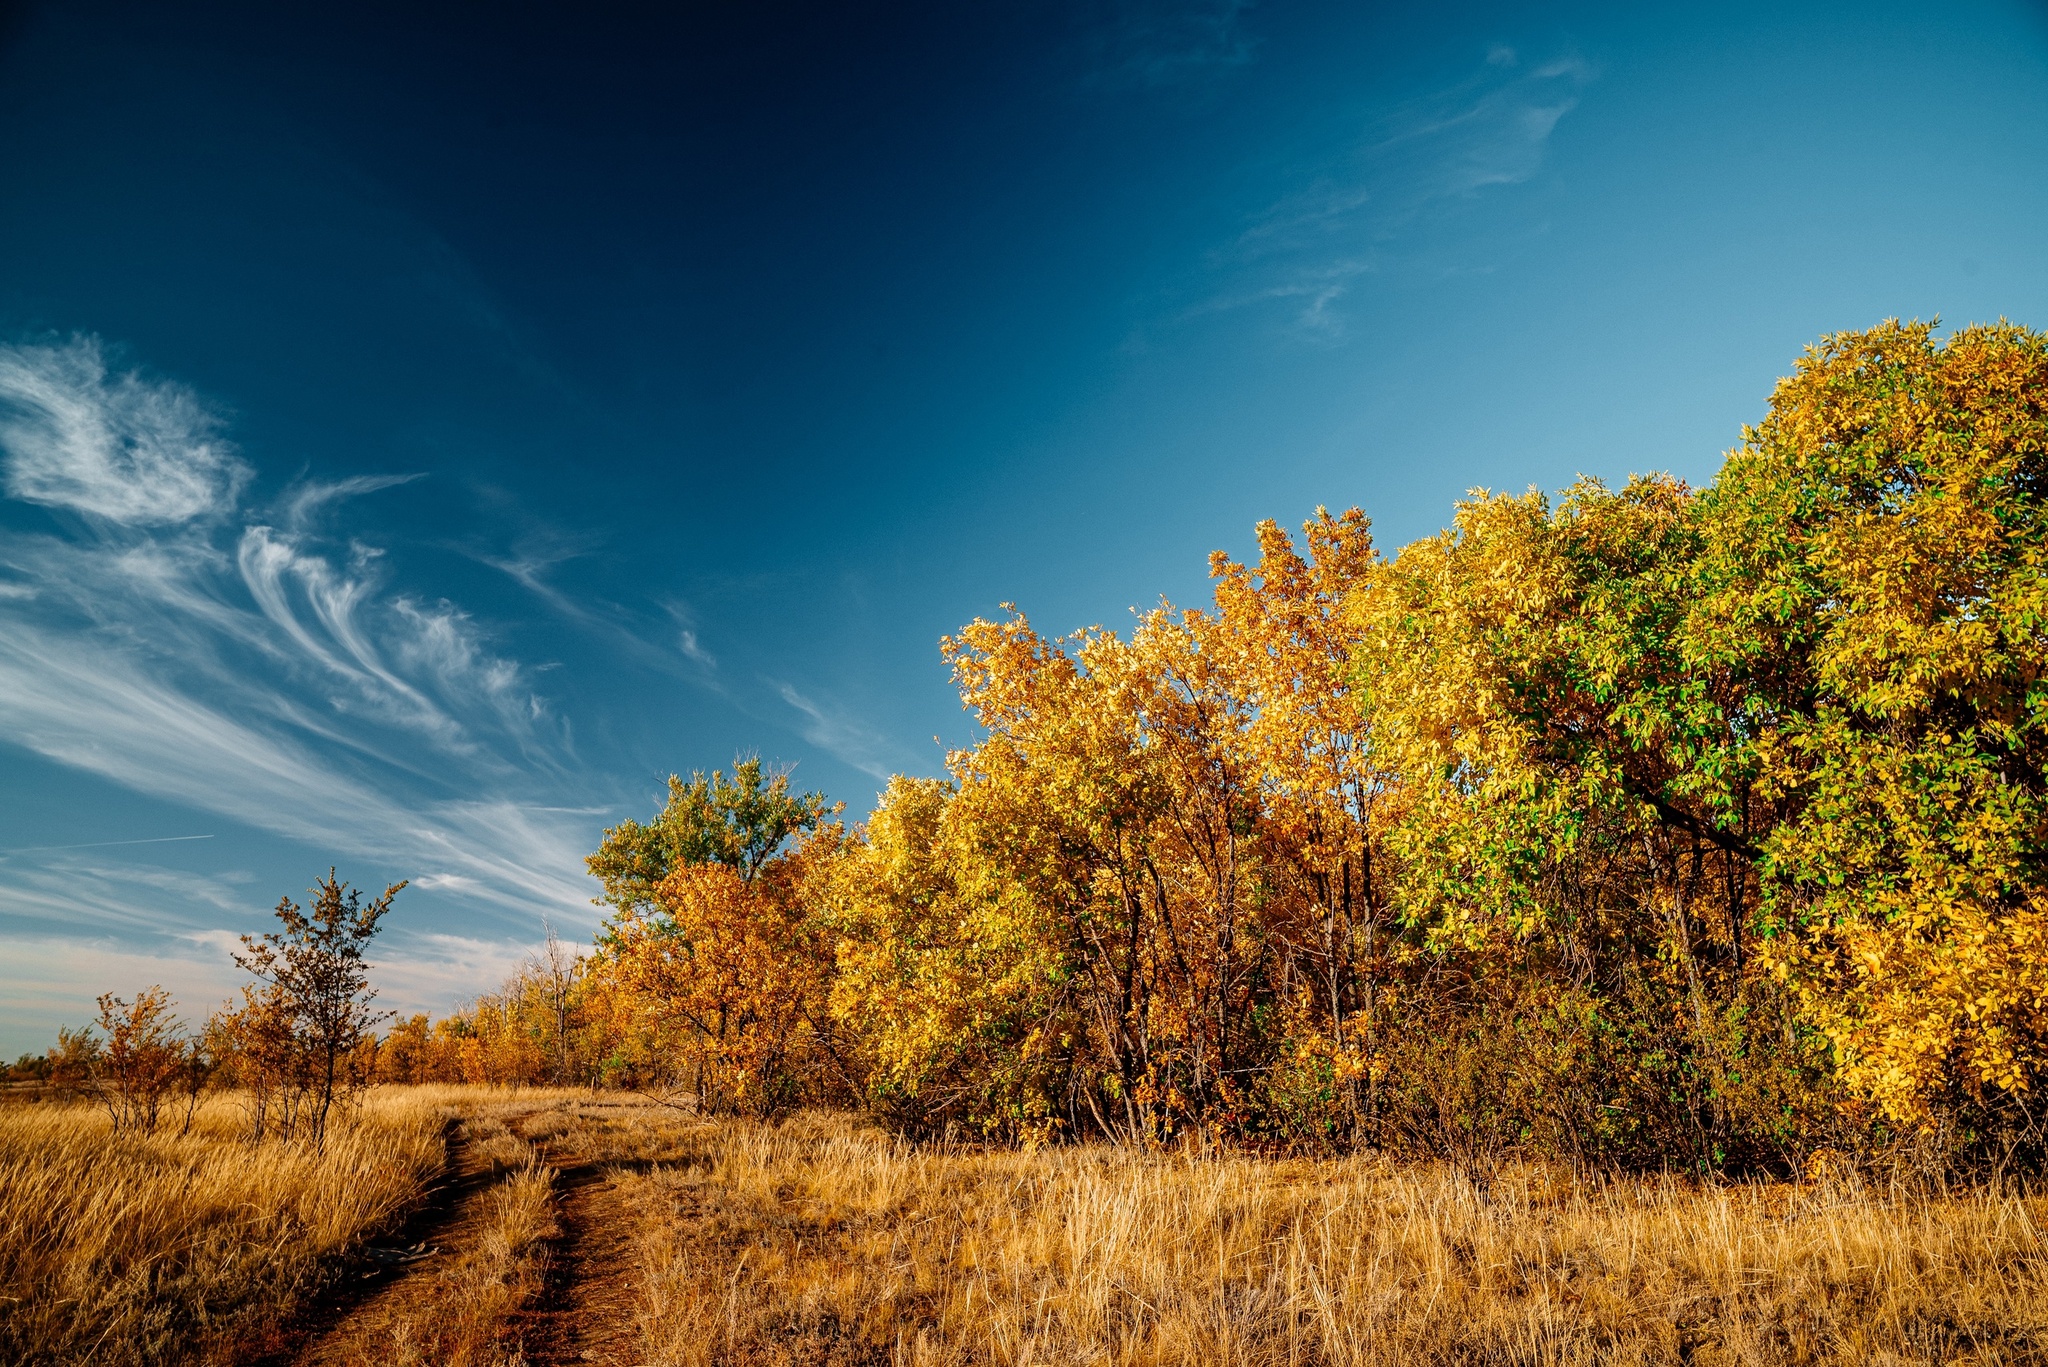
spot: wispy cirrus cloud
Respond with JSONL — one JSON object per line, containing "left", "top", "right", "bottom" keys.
{"left": 478, "top": 532, "right": 710, "bottom": 680}
{"left": 665, "top": 601, "right": 720, "bottom": 671}
{"left": 677, "top": 628, "right": 715, "bottom": 668}
{"left": 280, "top": 471, "right": 423, "bottom": 531}
{"left": 773, "top": 680, "right": 904, "bottom": 782}
{"left": 0, "top": 615, "right": 590, "bottom": 917}
{"left": 0, "top": 337, "right": 250, "bottom": 524}
{"left": 0, "top": 337, "right": 602, "bottom": 953}
{"left": 1190, "top": 47, "right": 1595, "bottom": 336}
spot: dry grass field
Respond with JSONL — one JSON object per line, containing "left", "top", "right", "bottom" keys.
{"left": 5, "top": 1089, "right": 2048, "bottom": 1365}
{"left": 616, "top": 1114, "right": 2048, "bottom": 1367}
{"left": 0, "top": 1085, "right": 572, "bottom": 1367}
{"left": 0, "top": 1086, "right": 432, "bottom": 1363}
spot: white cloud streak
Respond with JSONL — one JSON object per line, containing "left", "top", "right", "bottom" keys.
{"left": 0, "top": 337, "right": 250, "bottom": 524}
{"left": 281, "top": 472, "right": 423, "bottom": 530}
{"left": 0, "top": 337, "right": 602, "bottom": 970}
{"left": 0, "top": 619, "right": 588, "bottom": 918}
{"left": 773, "top": 680, "right": 901, "bottom": 782}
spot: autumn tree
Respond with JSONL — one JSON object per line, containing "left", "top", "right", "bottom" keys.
{"left": 48, "top": 987, "right": 195, "bottom": 1135}
{"left": 207, "top": 981, "right": 306, "bottom": 1140}
{"left": 377, "top": 1012, "right": 437, "bottom": 1084}
{"left": 233, "top": 870, "right": 405, "bottom": 1146}
{"left": 911, "top": 510, "right": 1391, "bottom": 1147}
{"left": 1351, "top": 476, "right": 1824, "bottom": 1172}
{"left": 1690, "top": 321, "right": 2048, "bottom": 1156}
{"left": 528, "top": 922, "right": 586, "bottom": 1085}
{"left": 587, "top": 759, "right": 845, "bottom": 1113}
{"left": 1195, "top": 509, "right": 1395, "bottom": 1144}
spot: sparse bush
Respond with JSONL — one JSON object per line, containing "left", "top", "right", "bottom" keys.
{"left": 40, "top": 988, "right": 197, "bottom": 1136}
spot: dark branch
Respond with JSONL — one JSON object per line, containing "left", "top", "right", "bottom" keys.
{"left": 1624, "top": 778, "right": 1761, "bottom": 861}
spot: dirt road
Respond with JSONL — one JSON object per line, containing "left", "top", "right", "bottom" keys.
{"left": 284, "top": 1103, "right": 649, "bottom": 1367}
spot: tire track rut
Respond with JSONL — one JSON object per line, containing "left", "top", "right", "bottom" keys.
{"left": 504, "top": 1158, "right": 644, "bottom": 1365}
{"left": 287, "top": 1107, "right": 556, "bottom": 1366}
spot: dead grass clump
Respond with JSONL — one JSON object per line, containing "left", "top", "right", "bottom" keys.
{"left": 0, "top": 1087, "right": 447, "bottom": 1365}
{"left": 623, "top": 1113, "right": 2048, "bottom": 1367}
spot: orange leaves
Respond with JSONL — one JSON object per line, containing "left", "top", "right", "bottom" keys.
{"left": 59, "top": 987, "right": 193, "bottom": 1135}
{"left": 592, "top": 836, "right": 844, "bottom": 1116}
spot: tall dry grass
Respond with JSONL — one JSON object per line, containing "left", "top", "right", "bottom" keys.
{"left": 621, "top": 1113, "right": 2048, "bottom": 1367}
{"left": 0, "top": 1085, "right": 484, "bottom": 1365}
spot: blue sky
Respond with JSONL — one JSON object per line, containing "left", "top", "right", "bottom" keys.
{"left": 2, "top": 0, "right": 2045, "bottom": 1053}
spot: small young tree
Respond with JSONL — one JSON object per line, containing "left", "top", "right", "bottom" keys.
{"left": 94, "top": 987, "right": 187, "bottom": 1134}
{"left": 235, "top": 870, "right": 405, "bottom": 1147}
{"left": 45, "top": 1025, "right": 99, "bottom": 1097}
{"left": 208, "top": 983, "right": 307, "bottom": 1141}
{"left": 46, "top": 988, "right": 189, "bottom": 1134}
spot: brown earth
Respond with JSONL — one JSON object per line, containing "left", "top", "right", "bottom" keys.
{"left": 501, "top": 1161, "right": 645, "bottom": 1365}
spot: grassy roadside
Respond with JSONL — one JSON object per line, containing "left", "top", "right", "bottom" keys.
{"left": 0, "top": 1085, "right": 570, "bottom": 1366}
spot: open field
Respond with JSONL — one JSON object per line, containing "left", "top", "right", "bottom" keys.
{"left": 5, "top": 1089, "right": 2048, "bottom": 1365}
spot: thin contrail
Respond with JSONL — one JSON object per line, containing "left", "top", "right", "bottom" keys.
{"left": 0, "top": 834, "right": 216, "bottom": 854}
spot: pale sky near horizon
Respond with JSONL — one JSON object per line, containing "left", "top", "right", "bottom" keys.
{"left": 2, "top": 0, "right": 2046, "bottom": 1055}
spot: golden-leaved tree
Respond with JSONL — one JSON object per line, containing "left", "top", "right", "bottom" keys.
{"left": 824, "top": 510, "right": 1391, "bottom": 1145}
{"left": 1693, "top": 321, "right": 2048, "bottom": 1145}
{"left": 584, "top": 759, "right": 846, "bottom": 1114}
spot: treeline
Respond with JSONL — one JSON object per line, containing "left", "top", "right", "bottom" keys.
{"left": 371, "top": 927, "right": 585, "bottom": 1086}
{"left": 17, "top": 878, "right": 583, "bottom": 1121}
{"left": 40, "top": 322, "right": 2048, "bottom": 1181}
{"left": 553, "top": 320, "right": 2048, "bottom": 1180}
